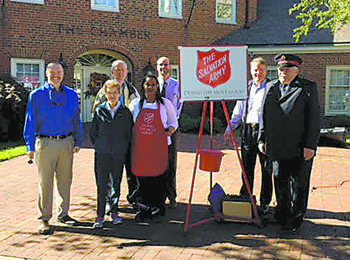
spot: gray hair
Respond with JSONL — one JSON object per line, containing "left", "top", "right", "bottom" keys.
{"left": 111, "top": 60, "right": 127, "bottom": 72}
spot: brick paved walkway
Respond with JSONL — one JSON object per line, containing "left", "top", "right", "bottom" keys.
{"left": 0, "top": 133, "right": 349, "bottom": 259}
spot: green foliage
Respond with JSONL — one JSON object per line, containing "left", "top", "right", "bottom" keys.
{"left": 179, "top": 113, "right": 201, "bottom": 133}
{"left": 179, "top": 101, "right": 237, "bottom": 134}
{"left": 290, "top": 0, "right": 350, "bottom": 42}
{"left": 179, "top": 113, "right": 226, "bottom": 134}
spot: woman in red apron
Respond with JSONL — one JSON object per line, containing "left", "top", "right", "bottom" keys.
{"left": 130, "top": 75, "right": 178, "bottom": 222}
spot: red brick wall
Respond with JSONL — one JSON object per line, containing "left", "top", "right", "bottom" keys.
{"left": 1, "top": 0, "right": 249, "bottom": 86}
{"left": 247, "top": 0, "right": 258, "bottom": 27}
{"left": 0, "top": 6, "right": 9, "bottom": 76}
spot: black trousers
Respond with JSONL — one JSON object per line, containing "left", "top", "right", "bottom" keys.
{"left": 138, "top": 173, "right": 167, "bottom": 209}
{"left": 239, "top": 124, "right": 273, "bottom": 206}
{"left": 125, "top": 148, "right": 139, "bottom": 197}
{"left": 166, "top": 129, "right": 179, "bottom": 201}
{"left": 272, "top": 157, "right": 314, "bottom": 219}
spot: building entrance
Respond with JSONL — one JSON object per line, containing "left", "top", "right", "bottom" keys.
{"left": 74, "top": 50, "right": 133, "bottom": 123}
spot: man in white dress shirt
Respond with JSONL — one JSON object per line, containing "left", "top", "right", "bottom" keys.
{"left": 157, "top": 56, "right": 182, "bottom": 208}
{"left": 224, "top": 57, "right": 272, "bottom": 214}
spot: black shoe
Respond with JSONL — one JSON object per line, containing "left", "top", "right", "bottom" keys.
{"left": 38, "top": 220, "right": 52, "bottom": 235}
{"left": 169, "top": 199, "right": 178, "bottom": 209}
{"left": 57, "top": 215, "right": 77, "bottom": 226}
{"left": 257, "top": 204, "right": 270, "bottom": 215}
{"left": 127, "top": 190, "right": 138, "bottom": 205}
{"left": 135, "top": 211, "right": 145, "bottom": 222}
{"left": 150, "top": 207, "right": 160, "bottom": 217}
{"left": 292, "top": 215, "right": 304, "bottom": 231}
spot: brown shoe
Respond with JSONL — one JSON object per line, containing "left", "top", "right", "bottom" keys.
{"left": 38, "top": 220, "right": 51, "bottom": 235}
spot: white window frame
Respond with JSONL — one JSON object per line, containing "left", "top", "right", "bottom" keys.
{"left": 216, "top": 0, "right": 236, "bottom": 25}
{"left": 10, "top": 0, "right": 44, "bottom": 4}
{"left": 159, "top": 0, "right": 183, "bottom": 19}
{"left": 325, "top": 66, "right": 350, "bottom": 116}
{"left": 11, "top": 58, "right": 45, "bottom": 91}
{"left": 91, "top": 0, "right": 119, "bottom": 12}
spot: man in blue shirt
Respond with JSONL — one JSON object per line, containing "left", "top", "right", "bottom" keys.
{"left": 24, "top": 62, "right": 83, "bottom": 234}
{"left": 224, "top": 57, "right": 272, "bottom": 214}
{"left": 157, "top": 56, "right": 182, "bottom": 208}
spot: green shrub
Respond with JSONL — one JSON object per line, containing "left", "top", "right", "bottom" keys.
{"left": 179, "top": 113, "right": 226, "bottom": 134}
{"left": 178, "top": 114, "right": 201, "bottom": 133}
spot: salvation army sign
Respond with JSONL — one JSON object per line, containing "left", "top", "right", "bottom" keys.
{"left": 196, "top": 49, "right": 231, "bottom": 88}
{"left": 178, "top": 45, "right": 248, "bottom": 101}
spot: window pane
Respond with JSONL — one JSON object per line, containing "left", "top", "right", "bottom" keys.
{"left": 17, "top": 64, "right": 24, "bottom": 73}
{"left": 217, "top": 0, "right": 233, "bottom": 20}
{"left": 161, "top": 0, "right": 179, "bottom": 15}
{"left": 329, "top": 87, "right": 348, "bottom": 111}
{"left": 267, "top": 69, "right": 278, "bottom": 80}
{"left": 95, "top": 0, "right": 115, "bottom": 7}
{"left": 328, "top": 68, "right": 350, "bottom": 112}
{"left": 15, "top": 63, "right": 40, "bottom": 83}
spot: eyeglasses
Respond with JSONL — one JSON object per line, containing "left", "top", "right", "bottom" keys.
{"left": 49, "top": 88, "right": 66, "bottom": 106}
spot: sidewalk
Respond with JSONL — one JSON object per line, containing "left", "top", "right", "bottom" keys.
{"left": 0, "top": 133, "right": 350, "bottom": 259}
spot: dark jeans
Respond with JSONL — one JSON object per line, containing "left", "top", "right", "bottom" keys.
{"left": 94, "top": 152, "right": 125, "bottom": 217}
{"left": 239, "top": 124, "right": 272, "bottom": 206}
{"left": 106, "top": 148, "right": 139, "bottom": 209}
{"left": 166, "top": 129, "right": 179, "bottom": 201}
{"left": 273, "top": 157, "right": 313, "bottom": 220}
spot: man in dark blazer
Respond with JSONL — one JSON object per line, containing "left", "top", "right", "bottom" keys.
{"left": 258, "top": 54, "right": 320, "bottom": 231}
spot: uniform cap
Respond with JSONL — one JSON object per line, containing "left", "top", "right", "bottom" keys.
{"left": 274, "top": 54, "right": 302, "bottom": 68}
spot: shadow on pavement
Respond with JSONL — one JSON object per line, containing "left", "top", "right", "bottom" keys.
{"left": 16, "top": 203, "right": 348, "bottom": 260}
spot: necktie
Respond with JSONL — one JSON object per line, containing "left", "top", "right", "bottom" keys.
{"left": 124, "top": 84, "right": 129, "bottom": 107}
{"left": 161, "top": 81, "right": 167, "bottom": 97}
{"left": 281, "top": 84, "right": 288, "bottom": 96}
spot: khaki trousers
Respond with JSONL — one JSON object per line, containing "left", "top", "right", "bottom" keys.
{"left": 35, "top": 136, "right": 74, "bottom": 221}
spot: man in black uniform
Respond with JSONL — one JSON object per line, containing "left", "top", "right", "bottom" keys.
{"left": 258, "top": 54, "right": 320, "bottom": 231}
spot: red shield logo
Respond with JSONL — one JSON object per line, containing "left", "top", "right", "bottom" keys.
{"left": 143, "top": 112, "right": 154, "bottom": 124}
{"left": 196, "top": 49, "right": 231, "bottom": 88}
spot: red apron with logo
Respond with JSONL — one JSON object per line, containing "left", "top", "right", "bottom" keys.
{"left": 131, "top": 104, "right": 168, "bottom": 176}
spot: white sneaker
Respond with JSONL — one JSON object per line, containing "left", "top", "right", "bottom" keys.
{"left": 93, "top": 216, "right": 104, "bottom": 229}
{"left": 111, "top": 213, "right": 123, "bottom": 225}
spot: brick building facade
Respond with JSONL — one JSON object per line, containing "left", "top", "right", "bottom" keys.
{"left": 1, "top": 0, "right": 258, "bottom": 122}
{"left": 1, "top": 0, "right": 350, "bottom": 125}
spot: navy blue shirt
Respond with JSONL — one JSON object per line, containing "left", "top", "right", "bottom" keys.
{"left": 24, "top": 82, "right": 83, "bottom": 152}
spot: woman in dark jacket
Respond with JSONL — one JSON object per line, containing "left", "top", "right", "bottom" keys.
{"left": 90, "top": 80, "right": 134, "bottom": 228}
